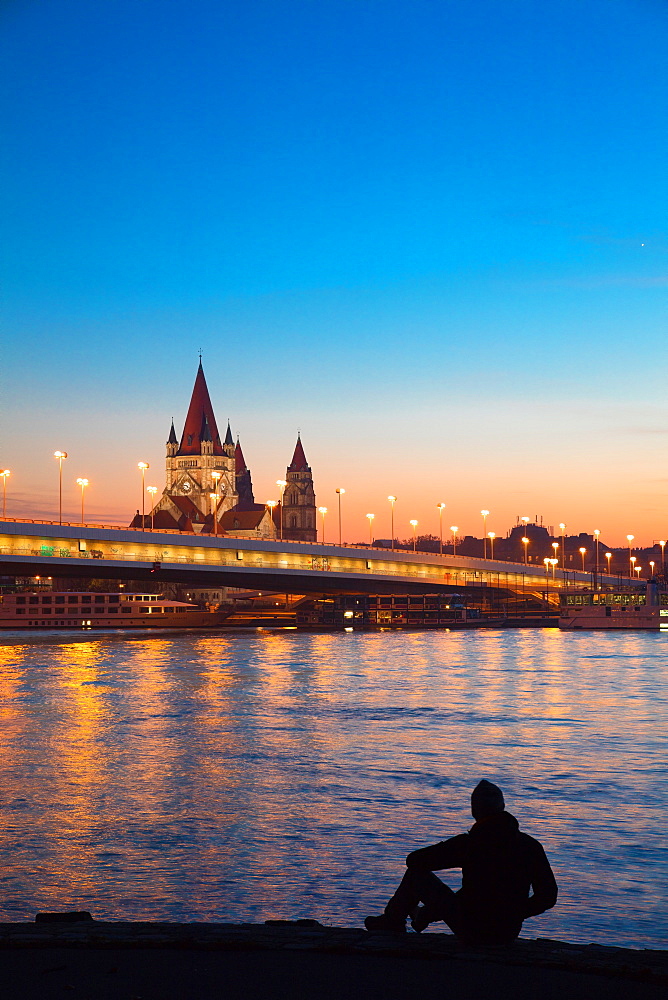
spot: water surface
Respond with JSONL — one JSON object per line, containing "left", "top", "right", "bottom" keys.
{"left": 0, "top": 627, "right": 665, "bottom": 949}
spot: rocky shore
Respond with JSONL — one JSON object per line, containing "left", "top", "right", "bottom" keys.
{"left": 0, "top": 918, "right": 666, "bottom": 999}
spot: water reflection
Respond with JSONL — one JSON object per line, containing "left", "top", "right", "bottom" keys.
{"left": 0, "top": 628, "right": 665, "bottom": 947}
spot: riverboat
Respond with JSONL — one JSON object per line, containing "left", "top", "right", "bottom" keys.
{"left": 558, "top": 580, "right": 668, "bottom": 631}
{"left": 0, "top": 591, "right": 230, "bottom": 629}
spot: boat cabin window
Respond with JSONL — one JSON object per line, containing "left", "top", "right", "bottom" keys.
{"left": 109, "top": 595, "right": 120, "bottom": 603}
{"left": 68, "top": 596, "right": 78, "bottom": 603}
{"left": 16, "top": 596, "right": 25, "bottom": 604}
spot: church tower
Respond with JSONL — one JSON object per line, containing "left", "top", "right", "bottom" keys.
{"left": 281, "top": 435, "right": 317, "bottom": 542}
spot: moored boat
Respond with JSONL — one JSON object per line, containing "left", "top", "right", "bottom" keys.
{"left": 558, "top": 580, "right": 668, "bottom": 631}
{"left": 0, "top": 591, "right": 230, "bottom": 629}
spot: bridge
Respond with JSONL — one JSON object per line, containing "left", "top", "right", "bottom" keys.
{"left": 0, "top": 519, "right": 597, "bottom": 598}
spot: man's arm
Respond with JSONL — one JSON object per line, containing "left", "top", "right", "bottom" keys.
{"left": 524, "top": 841, "right": 558, "bottom": 918}
{"left": 405, "top": 833, "right": 469, "bottom": 871}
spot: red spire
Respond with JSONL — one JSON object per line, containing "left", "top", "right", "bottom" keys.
{"left": 235, "top": 438, "right": 247, "bottom": 473}
{"left": 289, "top": 435, "right": 308, "bottom": 472}
{"left": 177, "top": 361, "right": 223, "bottom": 456}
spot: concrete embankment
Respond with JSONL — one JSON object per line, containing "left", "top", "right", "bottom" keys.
{"left": 0, "top": 919, "right": 666, "bottom": 999}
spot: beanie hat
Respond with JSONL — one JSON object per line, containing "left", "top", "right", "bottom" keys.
{"left": 471, "top": 779, "right": 505, "bottom": 818}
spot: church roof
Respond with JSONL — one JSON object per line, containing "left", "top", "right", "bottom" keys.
{"left": 224, "top": 422, "right": 234, "bottom": 447}
{"left": 177, "top": 361, "right": 224, "bottom": 456}
{"left": 167, "top": 421, "right": 178, "bottom": 445}
{"left": 235, "top": 438, "right": 247, "bottom": 473}
{"left": 220, "top": 507, "right": 267, "bottom": 531}
{"left": 288, "top": 435, "right": 309, "bottom": 472}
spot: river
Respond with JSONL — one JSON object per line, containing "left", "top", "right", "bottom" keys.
{"left": 0, "top": 626, "right": 665, "bottom": 949}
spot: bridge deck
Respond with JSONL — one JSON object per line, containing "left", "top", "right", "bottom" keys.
{"left": 0, "top": 520, "right": 594, "bottom": 594}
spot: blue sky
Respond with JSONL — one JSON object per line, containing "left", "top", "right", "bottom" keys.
{"left": 1, "top": 0, "right": 666, "bottom": 543}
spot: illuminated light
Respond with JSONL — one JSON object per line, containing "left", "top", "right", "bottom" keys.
{"left": 450, "top": 526, "right": 459, "bottom": 556}
{"left": 0, "top": 469, "right": 10, "bottom": 519}
{"left": 335, "top": 488, "right": 345, "bottom": 545}
{"left": 318, "top": 506, "right": 328, "bottom": 544}
{"left": 365, "top": 513, "right": 375, "bottom": 546}
{"left": 387, "top": 496, "right": 397, "bottom": 552}
{"left": 344, "top": 626, "right": 353, "bottom": 632}
{"left": 344, "top": 611, "right": 354, "bottom": 618}
{"left": 480, "top": 510, "right": 490, "bottom": 558}
{"left": 54, "top": 451, "right": 68, "bottom": 525}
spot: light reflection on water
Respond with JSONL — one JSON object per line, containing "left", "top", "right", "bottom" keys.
{"left": 0, "top": 627, "right": 666, "bottom": 949}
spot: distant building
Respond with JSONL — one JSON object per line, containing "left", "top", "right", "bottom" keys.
{"left": 130, "top": 361, "right": 317, "bottom": 541}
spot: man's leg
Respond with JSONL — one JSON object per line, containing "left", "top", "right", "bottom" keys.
{"left": 366, "top": 869, "right": 464, "bottom": 934}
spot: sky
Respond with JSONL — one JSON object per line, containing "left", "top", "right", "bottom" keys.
{"left": 1, "top": 0, "right": 666, "bottom": 546}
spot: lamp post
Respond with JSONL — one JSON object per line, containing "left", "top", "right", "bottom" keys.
{"left": 366, "top": 513, "right": 375, "bottom": 545}
{"left": 550, "top": 557, "right": 558, "bottom": 582}
{"left": 521, "top": 536, "right": 529, "bottom": 564}
{"left": 410, "top": 519, "right": 418, "bottom": 552}
{"left": 551, "top": 541, "right": 559, "bottom": 567}
{"left": 146, "top": 486, "right": 157, "bottom": 530}
{"left": 626, "top": 534, "right": 634, "bottom": 578}
{"left": 75, "top": 478, "right": 89, "bottom": 524}
{"left": 211, "top": 471, "right": 222, "bottom": 536}
{"left": 138, "top": 462, "right": 149, "bottom": 527}
{"left": 318, "top": 506, "right": 328, "bottom": 544}
{"left": 276, "top": 480, "right": 287, "bottom": 540}
{"left": 543, "top": 557, "right": 550, "bottom": 598}
{"left": 559, "top": 523, "right": 566, "bottom": 570}
{"left": 437, "top": 503, "right": 446, "bottom": 555}
{"left": 594, "top": 529, "right": 601, "bottom": 577}
{"left": 0, "top": 469, "right": 10, "bottom": 517}
{"left": 450, "top": 526, "right": 458, "bottom": 556}
{"left": 335, "top": 488, "right": 345, "bottom": 545}
{"left": 605, "top": 551, "right": 612, "bottom": 575}
{"left": 579, "top": 547, "right": 586, "bottom": 572}
{"left": 54, "top": 452, "right": 68, "bottom": 524}
{"left": 488, "top": 531, "right": 496, "bottom": 559}
{"left": 387, "top": 496, "right": 397, "bottom": 551}
{"left": 266, "top": 499, "right": 278, "bottom": 538}
{"left": 635, "top": 564, "right": 642, "bottom": 579}
{"left": 480, "top": 510, "right": 489, "bottom": 558}
{"left": 659, "top": 540, "right": 666, "bottom": 576}
{"left": 630, "top": 555, "right": 637, "bottom": 578}
{"left": 650, "top": 560, "right": 655, "bottom": 577}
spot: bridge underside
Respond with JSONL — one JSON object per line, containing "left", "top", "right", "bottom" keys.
{"left": 1, "top": 556, "right": 464, "bottom": 595}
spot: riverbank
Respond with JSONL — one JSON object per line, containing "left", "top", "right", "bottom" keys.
{"left": 0, "top": 919, "right": 666, "bottom": 1000}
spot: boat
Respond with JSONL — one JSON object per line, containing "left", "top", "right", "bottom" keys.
{"left": 0, "top": 591, "right": 230, "bottom": 629}
{"left": 558, "top": 580, "right": 668, "bottom": 631}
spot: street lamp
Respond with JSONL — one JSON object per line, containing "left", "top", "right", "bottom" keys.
{"left": 559, "top": 523, "right": 566, "bottom": 570}
{"left": 650, "top": 560, "right": 655, "bottom": 577}
{"left": 450, "top": 526, "right": 458, "bottom": 555}
{"left": 480, "top": 510, "right": 490, "bottom": 558}
{"left": 550, "top": 557, "right": 558, "bottom": 582}
{"left": 543, "top": 557, "right": 550, "bottom": 596}
{"left": 387, "top": 496, "right": 397, "bottom": 551}
{"left": 659, "top": 540, "right": 666, "bottom": 576}
{"left": 366, "top": 513, "right": 375, "bottom": 546}
{"left": 594, "top": 529, "right": 601, "bottom": 576}
{"left": 276, "top": 480, "right": 287, "bottom": 540}
{"left": 54, "top": 451, "right": 68, "bottom": 524}
{"left": 335, "top": 488, "right": 345, "bottom": 545}
{"left": 76, "top": 478, "right": 89, "bottom": 524}
{"left": 437, "top": 502, "right": 446, "bottom": 555}
{"left": 579, "top": 547, "right": 586, "bottom": 571}
{"left": 626, "top": 534, "right": 634, "bottom": 578}
{"left": 635, "top": 564, "right": 642, "bottom": 579}
{"left": 488, "top": 531, "right": 496, "bottom": 559}
{"left": 138, "top": 462, "right": 149, "bottom": 527}
{"left": 318, "top": 506, "right": 328, "bottom": 544}
{"left": 0, "top": 469, "right": 10, "bottom": 518}
{"left": 605, "top": 551, "right": 612, "bottom": 574}
{"left": 521, "top": 536, "right": 529, "bottom": 564}
{"left": 630, "top": 555, "right": 637, "bottom": 578}
{"left": 551, "top": 541, "right": 559, "bottom": 565}
{"left": 146, "top": 486, "right": 157, "bottom": 530}
{"left": 266, "top": 499, "right": 278, "bottom": 538}
{"left": 410, "top": 519, "right": 418, "bottom": 552}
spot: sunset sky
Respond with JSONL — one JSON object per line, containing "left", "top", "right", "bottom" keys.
{"left": 2, "top": 0, "right": 666, "bottom": 546}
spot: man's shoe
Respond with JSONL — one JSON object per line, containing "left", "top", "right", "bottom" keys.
{"left": 364, "top": 914, "right": 406, "bottom": 933}
{"left": 410, "top": 905, "right": 430, "bottom": 933}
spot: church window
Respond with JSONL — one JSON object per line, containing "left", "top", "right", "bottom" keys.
{"left": 188, "top": 435, "right": 193, "bottom": 445}
{"left": 290, "top": 516, "right": 297, "bottom": 528}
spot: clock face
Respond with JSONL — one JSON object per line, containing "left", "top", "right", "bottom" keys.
{"left": 181, "top": 481, "right": 192, "bottom": 494}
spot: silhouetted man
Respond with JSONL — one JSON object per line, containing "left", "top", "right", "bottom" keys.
{"left": 365, "top": 780, "right": 557, "bottom": 944}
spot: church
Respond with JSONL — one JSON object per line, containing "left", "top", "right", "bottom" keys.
{"left": 131, "top": 361, "right": 317, "bottom": 541}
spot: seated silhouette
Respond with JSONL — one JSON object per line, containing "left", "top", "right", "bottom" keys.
{"left": 365, "top": 780, "right": 557, "bottom": 944}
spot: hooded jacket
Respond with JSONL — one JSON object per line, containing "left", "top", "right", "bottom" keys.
{"left": 406, "top": 811, "right": 557, "bottom": 943}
